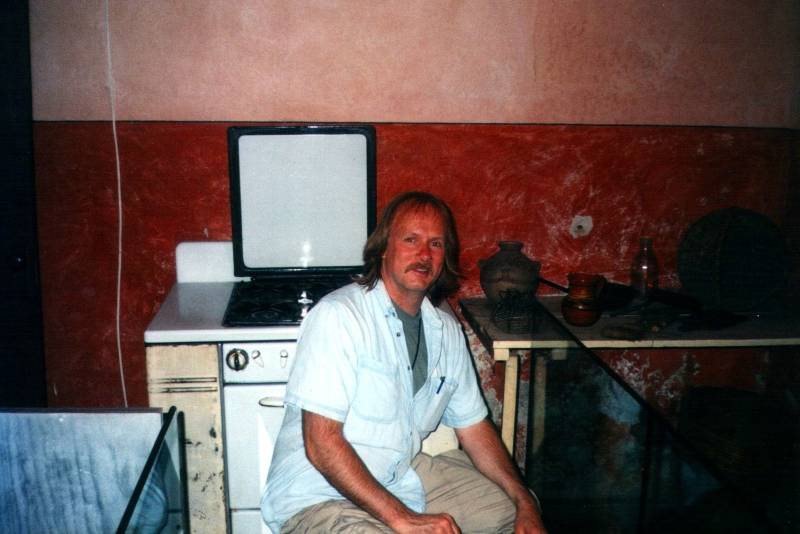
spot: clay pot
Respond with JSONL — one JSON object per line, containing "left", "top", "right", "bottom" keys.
{"left": 561, "top": 273, "right": 606, "bottom": 326}
{"left": 478, "top": 241, "right": 540, "bottom": 303}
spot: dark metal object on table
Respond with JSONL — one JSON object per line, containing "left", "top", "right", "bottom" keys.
{"left": 490, "top": 290, "right": 540, "bottom": 334}
{"left": 678, "top": 309, "right": 749, "bottom": 331}
{"left": 678, "top": 207, "right": 790, "bottom": 311}
{"left": 601, "top": 305, "right": 682, "bottom": 340}
{"left": 607, "top": 288, "right": 702, "bottom": 319}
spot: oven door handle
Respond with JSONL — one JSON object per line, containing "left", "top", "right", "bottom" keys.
{"left": 258, "top": 396, "right": 285, "bottom": 408}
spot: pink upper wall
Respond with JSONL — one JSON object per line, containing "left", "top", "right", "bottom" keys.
{"left": 29, "top": 0, "right": 800, "bottom": 126}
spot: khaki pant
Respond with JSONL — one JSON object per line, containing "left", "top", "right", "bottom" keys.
{"left": 282, "top": 450, "right": 521, "bottom": 533}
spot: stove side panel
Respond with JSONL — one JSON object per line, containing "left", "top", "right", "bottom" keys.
{"left": 146, "top": 344, "right": 227, "bottom": 534}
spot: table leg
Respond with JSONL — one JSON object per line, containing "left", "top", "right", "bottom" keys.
{"left": 499, "top": 349, "right": 517, "bottom": 454}
{"left": 531, "top": 353, "right": 548, "bottom": 454}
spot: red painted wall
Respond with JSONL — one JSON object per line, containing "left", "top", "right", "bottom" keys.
{"left": 34, "top": 122, "right": 798, "bottom": 407}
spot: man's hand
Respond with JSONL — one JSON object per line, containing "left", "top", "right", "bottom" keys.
{"left": 304, "top": 410, "right": 450, "bottom": 530}
{"left": 456, "top": 419, "right": 548, "bottom": 534}
{"left": 389, "top": 510, "right": 461, "bottom": 534}
{"left": 513, "top": 502, "right": 548, "bottom": 533}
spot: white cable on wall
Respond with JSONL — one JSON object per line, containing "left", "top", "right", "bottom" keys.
{"left": 104, "top": 0, "right": 128, "bottom": 407}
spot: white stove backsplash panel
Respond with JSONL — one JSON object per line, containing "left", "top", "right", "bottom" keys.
{"left": 176, "top": 241, "right": 246, "bottom": 283}
{"left": 237, "top": 133, "right": 368, "bottom": 270}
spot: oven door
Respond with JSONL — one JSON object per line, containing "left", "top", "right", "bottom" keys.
{"left": 224, "top": 383, "right": 285, "bottom": 534}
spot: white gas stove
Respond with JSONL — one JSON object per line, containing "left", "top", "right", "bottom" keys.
{"left": 148, "top": 125, "right": 376, "bottom": 534}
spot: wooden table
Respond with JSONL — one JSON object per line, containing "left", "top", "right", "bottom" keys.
{"left": 460, "top": 296, "right": 800, "bottom": 455}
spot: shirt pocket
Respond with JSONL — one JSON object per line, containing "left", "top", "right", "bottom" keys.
{"left": 350, "top": 357, "right": 401, "bottom": 422}
{"left": 418, "top": 376, "right": 459, "bottom": 432}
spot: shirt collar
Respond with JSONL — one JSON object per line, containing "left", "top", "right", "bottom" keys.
{"left": 374, "top": 279, "right": 442, "bottom": 329}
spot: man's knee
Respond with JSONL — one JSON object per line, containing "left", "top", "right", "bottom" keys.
{"left": 418, "top": 450, "right": 519, "bottom": 531}
{"left": 282, "top": 500, "right": 392, "bottom": 534}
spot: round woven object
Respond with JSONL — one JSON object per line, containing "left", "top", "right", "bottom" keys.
{"left": 677, "top": 207, "right": 789, "bottom": 311}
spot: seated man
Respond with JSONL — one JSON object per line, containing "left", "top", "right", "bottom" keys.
{"left": 262, "top": 191, "right": 547, "bottom": 533}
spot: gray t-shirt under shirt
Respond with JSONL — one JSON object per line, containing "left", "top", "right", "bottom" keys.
{"left": 393, "top": 303, "right": 428, "bottom": 395}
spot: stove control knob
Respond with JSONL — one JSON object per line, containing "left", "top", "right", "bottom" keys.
{"left": 226, "top": 348, "right": 249, "bottom": 371}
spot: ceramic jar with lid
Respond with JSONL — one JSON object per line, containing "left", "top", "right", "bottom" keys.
{"left": 478, "top": 241, "right": 540, "bottom": 304}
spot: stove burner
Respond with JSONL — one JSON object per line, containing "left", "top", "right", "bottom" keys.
{"left": 223, "top": 277, "right": 351, "bottom": 327}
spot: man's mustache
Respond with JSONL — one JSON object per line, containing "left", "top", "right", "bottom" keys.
{"left": 405, "top": 262, "right": 432, "bottom": 273}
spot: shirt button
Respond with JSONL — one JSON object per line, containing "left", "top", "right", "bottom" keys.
{"left": 407, "top": 365, "right": 411, "bottom": 370}
{"left": 396, "top": 332, "right": 401, "bottom": 337}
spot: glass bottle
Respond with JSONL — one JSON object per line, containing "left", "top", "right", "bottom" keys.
{"left": 630, "top": 237, "right": 658, "bottom": 297}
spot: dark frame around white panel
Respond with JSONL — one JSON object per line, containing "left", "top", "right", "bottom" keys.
{"left": 228, "top": 125, "right": 376, "bottom": 279}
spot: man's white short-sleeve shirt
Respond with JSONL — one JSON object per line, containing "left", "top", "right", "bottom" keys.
{"left": 261, "top": 280, "right": 488, "bottom": 532}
